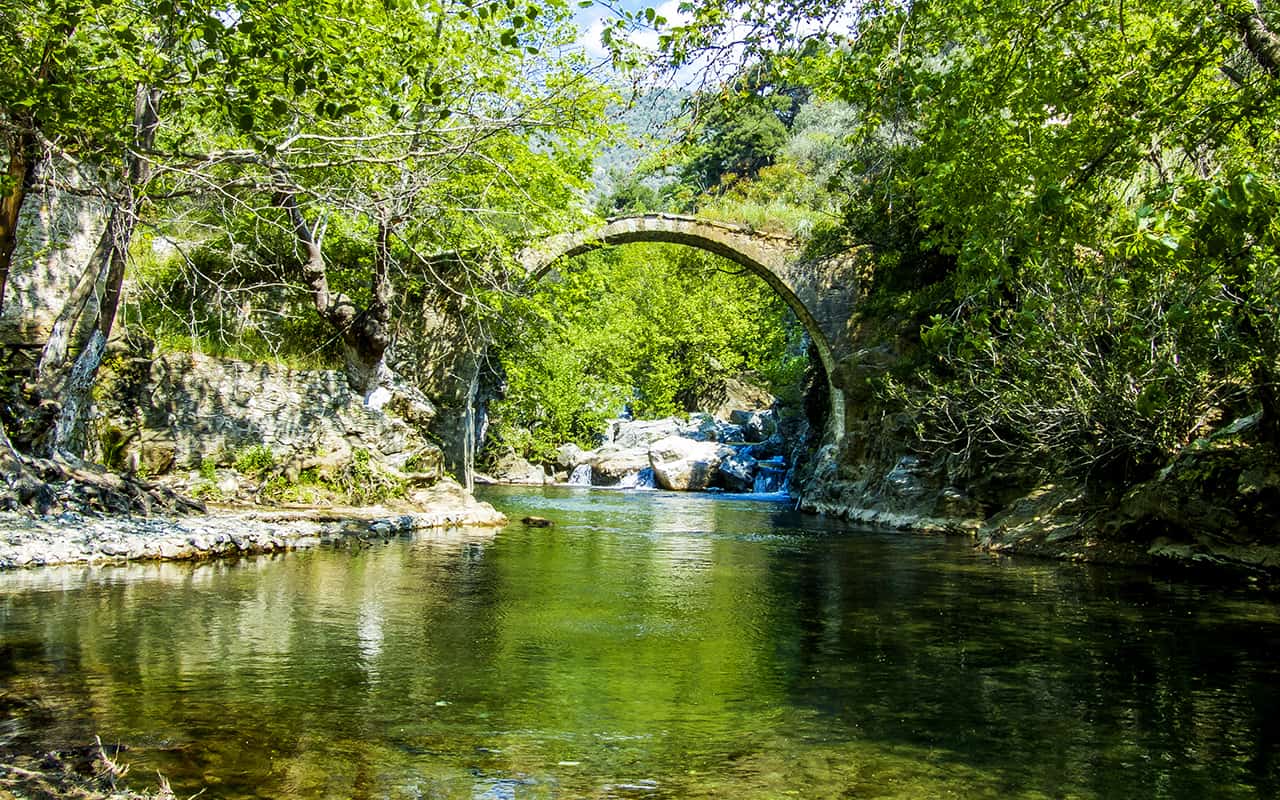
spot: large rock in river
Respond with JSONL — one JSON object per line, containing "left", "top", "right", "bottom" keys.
{"left": 679, "top": 412, "right": 745, "bottom": 443}
{"left": 607, "top": 414, "right": 748, "bottom": 449}
{"left": 609, "top": 417, "right": 683, "bottom": 449}
{"left": 648, "top": 436, "right": 733, "bottom": 492}
{"left": 490, "top": 452, "right": 551, "bottom": 485}
{"left": 589, "top": 445, "right": 652, "bottom": 486}
{"left": 555, "top": 442, "right": 588, "bottom": 470}
{"left": 729, "top": 408, "right": 777, "bottom": 442}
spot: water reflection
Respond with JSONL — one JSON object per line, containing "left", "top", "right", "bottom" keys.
{"left": 0, "top": 489, "right": 1278, "bottom": 799}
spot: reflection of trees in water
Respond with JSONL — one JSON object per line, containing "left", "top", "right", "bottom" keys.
{"left": 2, "top": 508, "right": 1279, "bottom": 798}
{"left": 0, "top": 529, "right": 504, "bottom": 798}
{"left": 763, "top": 541, "right": 1280, "bottom": 798}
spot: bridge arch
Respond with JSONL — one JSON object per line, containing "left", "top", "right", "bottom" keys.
{"left": 520, "top": 214, "right": 846, "bottom": 441}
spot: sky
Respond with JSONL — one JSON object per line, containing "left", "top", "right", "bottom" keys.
{"left": 572, "top": 0, "right": 691, "bottom": 61}
{"left": 568, "top": 0, "right": 865, "bottom": 89}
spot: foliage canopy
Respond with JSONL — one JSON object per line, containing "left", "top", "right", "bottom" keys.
{"left": 645, "top": 0, "right": 1280, "bottom": 482}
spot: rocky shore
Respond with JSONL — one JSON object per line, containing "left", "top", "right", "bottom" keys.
{"left": 485, "top": 408, "right": 793, "bottom": 494}
{"left": 793, "top": 420, "right": 1280, "bottom": 581}
{"left": 0, "top": 478, "right": 505, "bottom": 570}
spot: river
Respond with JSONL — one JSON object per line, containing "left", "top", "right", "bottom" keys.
{"left": 1, "top": 485, "right": 1278, "bottom": 798}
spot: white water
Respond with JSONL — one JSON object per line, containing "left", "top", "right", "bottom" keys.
{"left": 616, "top": 468, "right": 657, "bottom": 490}
{"left": 569, "top": 464, "right": 593, "bottom": 485}
{"left": 753, "top": 458, "right": 787, "bottom": 494}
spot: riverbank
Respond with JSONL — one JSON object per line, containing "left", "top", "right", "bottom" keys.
{"left": 799, "top": 493, "right": 1280, "bottom": 583}
{"left": 0, "top": 478, "right": 505, "bottom": 569}
{"left": 796, "top": 434, "right": 1280, "bottom": 582}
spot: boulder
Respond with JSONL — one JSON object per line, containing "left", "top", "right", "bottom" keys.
{"left": 648, "top": 436, "right": 733, "bottom": 492}
{"left": 567, "top": 463, "right": 593, "bottom": 485}
{"left": 381, "top": 381, "right": 438, "bottom": 429}
{"left": 678, "top": 412, "right": 746, "bottom": 443}
{"left": 555, "top": 442, "right": 588, "bottom": 470}
{"left": 679, "top": 413, "right": 721, "bottom": 441}
{"left": 717, "top": 449, "right": 757, "bottom": 493}
{"left": 729, "top": 408, "right": 777, "bottom": 442}
{"left": 609, "top": 417, "right": 683, "bottom": 449}
{"left": 589, "top": 445, "right": 652, "bottom": 486}
{"left": 490, "top": 452, "right": 550, "bottom": 485}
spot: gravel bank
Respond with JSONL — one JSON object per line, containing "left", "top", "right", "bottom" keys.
{"left": 0, "top": 479, "right": 506, "bottom": 569}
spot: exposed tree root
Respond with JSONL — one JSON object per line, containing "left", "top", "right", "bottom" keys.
{"left": 0, "top": 437, "right": 204, "bottom": 518}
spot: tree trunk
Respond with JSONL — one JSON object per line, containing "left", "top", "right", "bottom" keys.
{"left": 47, "top": 329, "right": 105, "bottom": 454}
{"left": 1236, "top": 1, "right": 1280, "bottom": 75}
{"left": 345, "top": 219, "right": 395, "bottom": 400}
{"left": 277, "top": 188, "right": 396, "bottom": 399}
{"left": 39, "top": 84, "right": 160, "bottom": 456}
{"left": 34, "top": 226, "right": 117, "bottom": 385}
{"left": 0, "top": 134, "right": 36, "bottom": 315}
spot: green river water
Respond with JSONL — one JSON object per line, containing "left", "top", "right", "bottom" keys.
{"left": 1, "top": 485, "right": 1278, "bottom": 799}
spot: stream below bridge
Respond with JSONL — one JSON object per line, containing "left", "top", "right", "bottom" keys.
{"left": 1, "top": 485, "right": 1278, "bottom": 798}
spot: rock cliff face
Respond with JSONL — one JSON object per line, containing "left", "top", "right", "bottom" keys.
{"left": 789, "top": 304, "right": 976, "bottom": 530}
{"left": 974, "top": 427, "right": 1280, "bottom": 574}
{"left": 387, "top": 260, "right": 492, "bottom": 481}
{"left": 94, "top": 350, "right": 442, "bottom": 476}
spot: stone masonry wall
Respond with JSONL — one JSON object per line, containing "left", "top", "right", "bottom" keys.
{"left": 97, "top": 351, "right": 440, "bottom": 475}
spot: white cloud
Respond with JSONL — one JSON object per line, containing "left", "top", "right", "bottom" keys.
{"left": 578, "top": 15, "right": 610, "bottom": 60}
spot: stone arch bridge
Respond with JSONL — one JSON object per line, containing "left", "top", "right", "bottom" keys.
{"left": 519, "top": 213, "right": 864, "bottom": 441}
